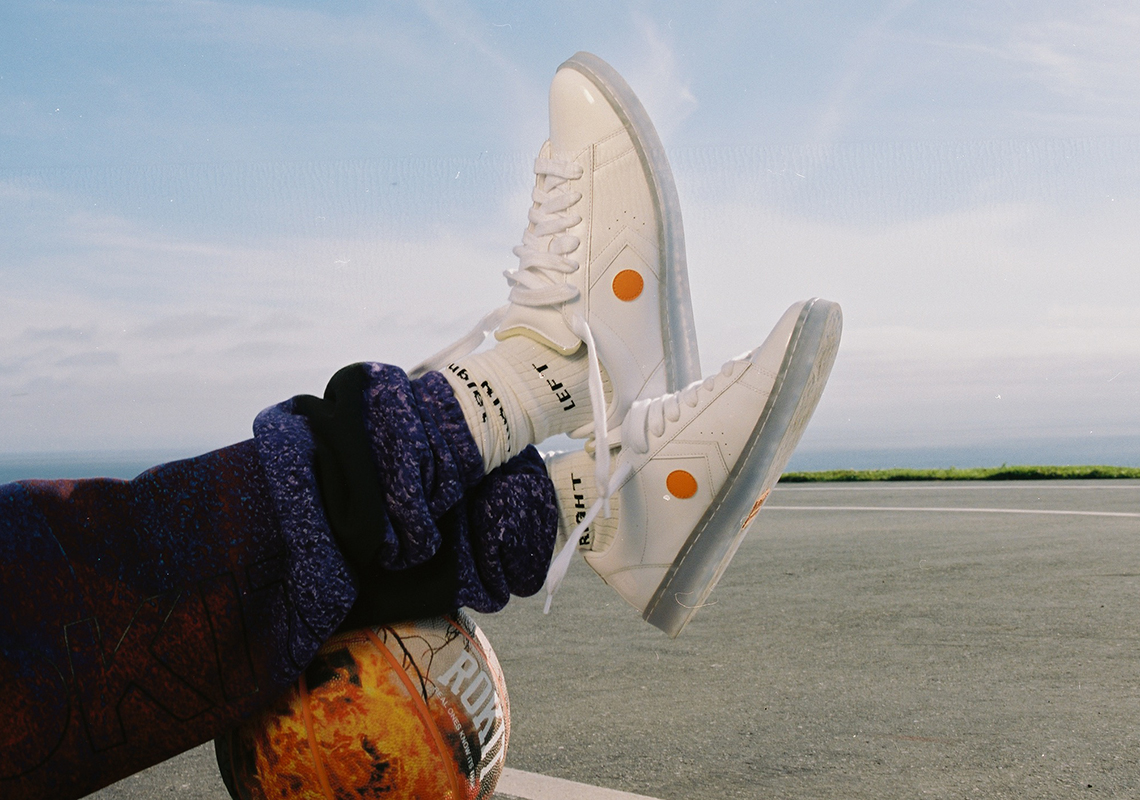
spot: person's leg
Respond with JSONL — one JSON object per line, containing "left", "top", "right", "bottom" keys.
{"left": 0, "top": 364, "right": 558, "bottom": 800}
{"left": 0, "top": 49, "right": 692, "bottom": 797}
{"left": 0, "top": 49, "right": 741, "bottom": 798}
{"left": 285, "top": 362, "right": 560, "bottom": 624}
{"left": 0, "top": 440, "right": 309, "bottom": 799}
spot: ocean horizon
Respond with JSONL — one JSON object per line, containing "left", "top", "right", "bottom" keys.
{"left": 2, "top": 434, "right": 1138, "bottom": 484}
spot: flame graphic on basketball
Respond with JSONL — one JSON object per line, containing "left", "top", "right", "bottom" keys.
{"left": 215, "top": 611, "right": 509, "bottom": 800}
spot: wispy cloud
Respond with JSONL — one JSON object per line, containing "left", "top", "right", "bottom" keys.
{"left": 625, "top": 12, "right": 698, "bottom": 139}
{"left": 999, "top": 4, "right": 1140, "bottom": 101}
{"left": 856, "top": 1, "right": 1140, "bottom": 139}
{"left": 4, "top": 4, "right": 1138, "bottom": 464}
{"left": 2, "top": 0, "right": 554, "bottom": 165}
{"left": 414, "top": 0, "right": 522, "bottom": 76}
{"left": 812, "top": 0, "right": 918, "bottom": 144}
{"left": 137, "top": 312, "right": 239, "bottom": 339}
{"left": 0, "top": 172, "right": 521, "bottom": 451}
{"left": 73, "top": 0, "right": 414, "bottom": 56}
{"left": 55, "top": 351, "right": 120, "bottom": 369}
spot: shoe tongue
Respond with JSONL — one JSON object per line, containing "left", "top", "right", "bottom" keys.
{"left": 548, "top": 65, "right": 621, "bottom": 158}
{"left": 495, "top": 309, "right": 582, "bottom": 355}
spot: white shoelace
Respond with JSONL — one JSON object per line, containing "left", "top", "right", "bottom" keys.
{"left": 409, "top": 156, "right": 614, "bottom": 515}
{"left": 507, "top": 157, "right": 584, "bottom": 306}
{"left": 623, "top": 360, "right": 736, "bottom": 454}
{"left": 543, "top": 359, "right": 740, "bottom": 612}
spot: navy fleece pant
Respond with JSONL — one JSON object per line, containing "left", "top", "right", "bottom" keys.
{"left": 0, "top": 364, "right": 558, "bottom": 800}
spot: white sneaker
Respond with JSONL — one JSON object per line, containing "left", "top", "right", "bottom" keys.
{"left": 411, "top": 52, "right": 699, "bottom": 456}
{"left": 546, "top": 299, "right": 842, "bottom": 637}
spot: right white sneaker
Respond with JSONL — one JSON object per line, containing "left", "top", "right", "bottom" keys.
{"left": 411, "top": 52, "right": 699, "bottom": 469}
{"left": 546, "top": 299, "right": 843, "bottom": 637}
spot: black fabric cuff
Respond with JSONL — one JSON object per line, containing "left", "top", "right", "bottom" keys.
{"left": 293, "top": 364, "right": 459, "bottom": 625}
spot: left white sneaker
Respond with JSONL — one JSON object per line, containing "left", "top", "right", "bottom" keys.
{"left": 411, "top": 52, "right": 699, "bottom": 477}
{"left": 546, "top": 299, "right": 842, "bottom": 637}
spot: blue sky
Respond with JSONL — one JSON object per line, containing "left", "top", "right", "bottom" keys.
{"left": 2, "top": 1, "right": 1139, "bottom": 467}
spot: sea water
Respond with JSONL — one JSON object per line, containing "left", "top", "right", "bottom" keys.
{"left": 0, "top": 450, "right": 198, "bottom": 485}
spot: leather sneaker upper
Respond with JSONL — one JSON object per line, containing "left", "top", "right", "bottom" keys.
{"left": 497, "top": 62, "right": 669, "bottom": 433}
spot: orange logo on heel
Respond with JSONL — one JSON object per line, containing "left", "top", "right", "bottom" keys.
{"left": 740, "top": 489, "right": 771, "bottom": 531}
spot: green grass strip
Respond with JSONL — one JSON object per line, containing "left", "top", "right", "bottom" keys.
{"left": 780, "top": 465, "right": 1140, "bottom": 482}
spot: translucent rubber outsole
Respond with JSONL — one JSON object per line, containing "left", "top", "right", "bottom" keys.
{"left": 642, "top": 298, "right": 843, "bottom": 637}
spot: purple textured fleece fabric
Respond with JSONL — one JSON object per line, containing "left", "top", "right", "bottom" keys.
{"left": 0, "top": 365, "right": 557, "bottom": 800}
{"left": 356, "top": 364, "right": 557, "bottom": 606}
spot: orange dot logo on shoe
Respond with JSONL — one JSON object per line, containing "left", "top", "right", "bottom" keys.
{"left": 666, "top": 470, "right": 698, "bottom": 499}
{"left": 612, "top": 269, "right": 644, "bottom": 301}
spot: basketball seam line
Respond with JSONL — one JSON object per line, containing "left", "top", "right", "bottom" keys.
{"left": 364, "top": 627, "right": 466, "bottom": 800}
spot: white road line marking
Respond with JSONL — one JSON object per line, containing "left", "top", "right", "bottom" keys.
{"left": 766, "top": 505, "right": 1140, "bottom": 518}
{"left": 495, "top": 768, "right": 663, "bottom": 800}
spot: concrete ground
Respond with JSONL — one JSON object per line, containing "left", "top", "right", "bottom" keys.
{"left": 90, "top": 480, "right": 1140, "bottom": 799}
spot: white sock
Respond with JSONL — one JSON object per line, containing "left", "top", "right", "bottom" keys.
{"left": 442, "top": 336, "right": 609, "bottom": 473}
{"left": 546, "top": 448, "right": 619, "bottom": 554}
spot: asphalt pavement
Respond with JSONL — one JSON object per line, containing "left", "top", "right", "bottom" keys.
{"left": 90, "top": 480, "right": 1140, "bottom": 799}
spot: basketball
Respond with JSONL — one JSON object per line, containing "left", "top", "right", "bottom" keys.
{"left": 214, "top": 611, "right": 509, "bottom": 800}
